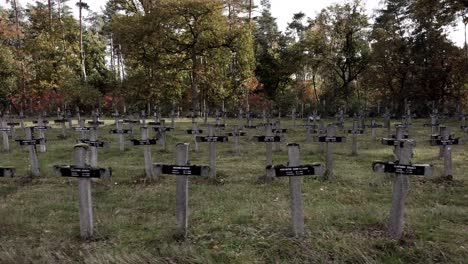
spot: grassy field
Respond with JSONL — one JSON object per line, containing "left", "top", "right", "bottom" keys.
{"left": 0, "top": 116, "right": 467, "bottom": 263}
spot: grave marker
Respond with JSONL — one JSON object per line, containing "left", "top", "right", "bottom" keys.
{"left": 79, "top": 128, "right": 107, "bottom": 167}
{"left": 430, "top": 126, "right": 463, "bottom": 179}
{"left": 372, "top": 140, "right": 433, "bottom": 240}
{"left": 225, "top": 126, "right": 246, "bottom": 155}
{"left": 366, "top": 119, "right": 382, "bottom": 138}
{"left": 153, "top": 120, "right": 173, "bottom": 150}
{"left": 0, "top": 118, "right": 10, "bottom": 152}
{"left": 131, "top": 127, "right": 158, "bottom": 179}
{"left": 33, "top": 116, "right": 50, "bottom": 153}
{"left": 196, "top": 125, "right": 228, "bottom": 178}
{"left": 15, "top": 127, "right": 41, "bottom": 177}
{"left": 110, "top": 120, "right": 132, "bottom": 151}
{"left": 266, "top": 143, "right": 324, "bottom": 237}
{"left": 54, "top": 144, "right": 111, "bottom": 239}
{"left": 314, "top": 125, "right": 346, "bottom": 180}
{"left": 347, "top": 120, "right": 365, "bottom": 156}
{"left": 254, "top": 124, "right": 282, "bottom": 182}
{"left": 153, "top": 143, "right": 210, "bottom": 238}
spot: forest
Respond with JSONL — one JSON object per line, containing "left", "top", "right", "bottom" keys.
{"left": 0, "top": 0, "right": 467, "bottom": 116}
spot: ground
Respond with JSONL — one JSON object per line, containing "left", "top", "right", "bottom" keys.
{"left": 0, "top": 117, "right": 467, "bottom": 263}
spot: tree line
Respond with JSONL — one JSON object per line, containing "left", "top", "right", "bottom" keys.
{"left": 0, "top": 0, "right": 466, "bottom": 116}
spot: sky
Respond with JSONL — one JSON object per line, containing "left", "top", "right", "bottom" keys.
{"left": 0, "top": 0, "right": 465, "bottom": 47}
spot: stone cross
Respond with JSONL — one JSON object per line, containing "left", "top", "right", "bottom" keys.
{"left": 430, "top": 126, "right": 463, "bottom": 179}
{"left": 373, "top": 140, "right": 432, "bottom": 240}
{"left": 314, "top": 125, "right": 346, "bottom": 180}
{"left": 33, "top": 115, "right": 50, "bottom": 153}
{"left": 348, "top": 120, "right": 365, "bottom": 156}
{"left": 79, "top": 128, "right": 107, "bottom": 168}
{"left": 131, "top": 127, "right": 158, "bottom": 179}
{"left": 266, "top": 143, "right": 324, "bottom": 238}
{"left": 195, "top": 125, "right": 228, "bottom": 178}
{"left": 15, "top": 127, "right": 41, "bottom": 177}
{"left": 153, "top": 143, "right": 210, "bottom": 238}
{"left": 272, "top": 121, "right": 287, "bottom": 152}
{"left": 153, "top": 119, "right": 173, "bottom": 151}
{"left": 226, "top": 126, "right": 246, "bottom": 156}
{"left": 0, "top": 117, "right": 10, "bottom": 152}
{"left": 254, "top": 123, "right": 282, "bottom": 182}
{"left": 365, "top": 119, "right": 382, "bottom": 138}
{"left": 110, "top": 120, "right": 132, "bottom": 151}
{"left": 54, "top": 112, "right": 69, "bottom": 139}
{"left": 54, "top": 144, "right": 111, "bottom": 240}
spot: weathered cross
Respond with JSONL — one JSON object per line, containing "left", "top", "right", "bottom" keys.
{"left": 373, "top": 140, "right": 433, "bottom": 240}
{"left": 54, "top": 144, "right": 111, "bottom": 240}
{"left": 266, "top": 143, "right": 324, "bottom": 238}
{"left": 153, "top": 143, "right": 210, "bottom": 238}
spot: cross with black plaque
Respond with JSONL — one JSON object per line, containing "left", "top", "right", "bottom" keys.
{"left": 131, "top": 127, "right": 159, "bottom": 179}
{"left": 33, "top": 116, "right": 50, "bottom": 153}
{"left": 153, "top": 143, "right": 210, "bottom": 238}
{"left": 153, "top": 119, "right": 173, "bottom": 151}
{"left": 372, "top": 140, "right": 433, "bottom": 240}
{"left": 244, "top": 114, "right": 257, "bottom": 130}
{"left": 302, "top": 118, "right": 317, "bottom": 144}
{"left": 186, "top": 121, "right": 202, "bottom": 152}
{"left": 272, "top": 121, "right": 286, "bottom": 152}
{"left": 111, "top": 110, "right": 120, "bottom": 126}
{"left": 79, "top": 128, "right": 108, "bottom": 167}
{"left": 382, "top": 108, "right": 392, "bottom": 134}
{"left": 401, "top": 106, "right": 413, "bottom": 130}
{"left": 15, "top": 127, "right": 41, "bottom": 177}
{"left": 54, "top": 112, "right": 69, "bottom": 139}
{"left": 254, "top": 123, "right": 282, "bottom": 182}
{"left": 347, "top": 120, "right": 365, "bottom": 156}
{"left": 87, "top": 111, "right": 104, "bottom": 128}
{"left": 0, "top": 118, "right": 10, "bottom": 152}
{"left": 123, "top": 115, "right": 140, "bottom": 135}
{"left": 18, "top": 110, "right": 25, "bottom": 129}
{"left": 430, "top": 126, "right": 463, "bottom": 179}
{"left": 423, "top": 111, "right": 440, "bottom": 135}
{"left": 214, "top": 110, "right": 226, "bottom": 135}
{"left": 110, "top": 120, "right": 132, "bottom": 152}
{"left": 196, "top": 125, "right": 228, "bottom": 178}
{"left": 314, "top": 125, "right": 346, "bottom": 180}
{"left": 365, "top": 119, "right": 382, "bottom": 138}
{"left": 382, "top": 125, "right": 409, "bottom": 160}
{"left": 334, "top": 109, "right": 345, "bottom": 128}
{"left": 54, "top": 144, "right": 111, "bottom": 240}
{"left": 7, "top": 116, "right": 19, "bottom": 140}
{"left": 266, "top": 143, "right": 324, "bottom": 238}
{"left": 225, "top": 126, "right": 246, "bottom": 155}
{"left": 291, "top": 108, "right": 297, "bottom": 129}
